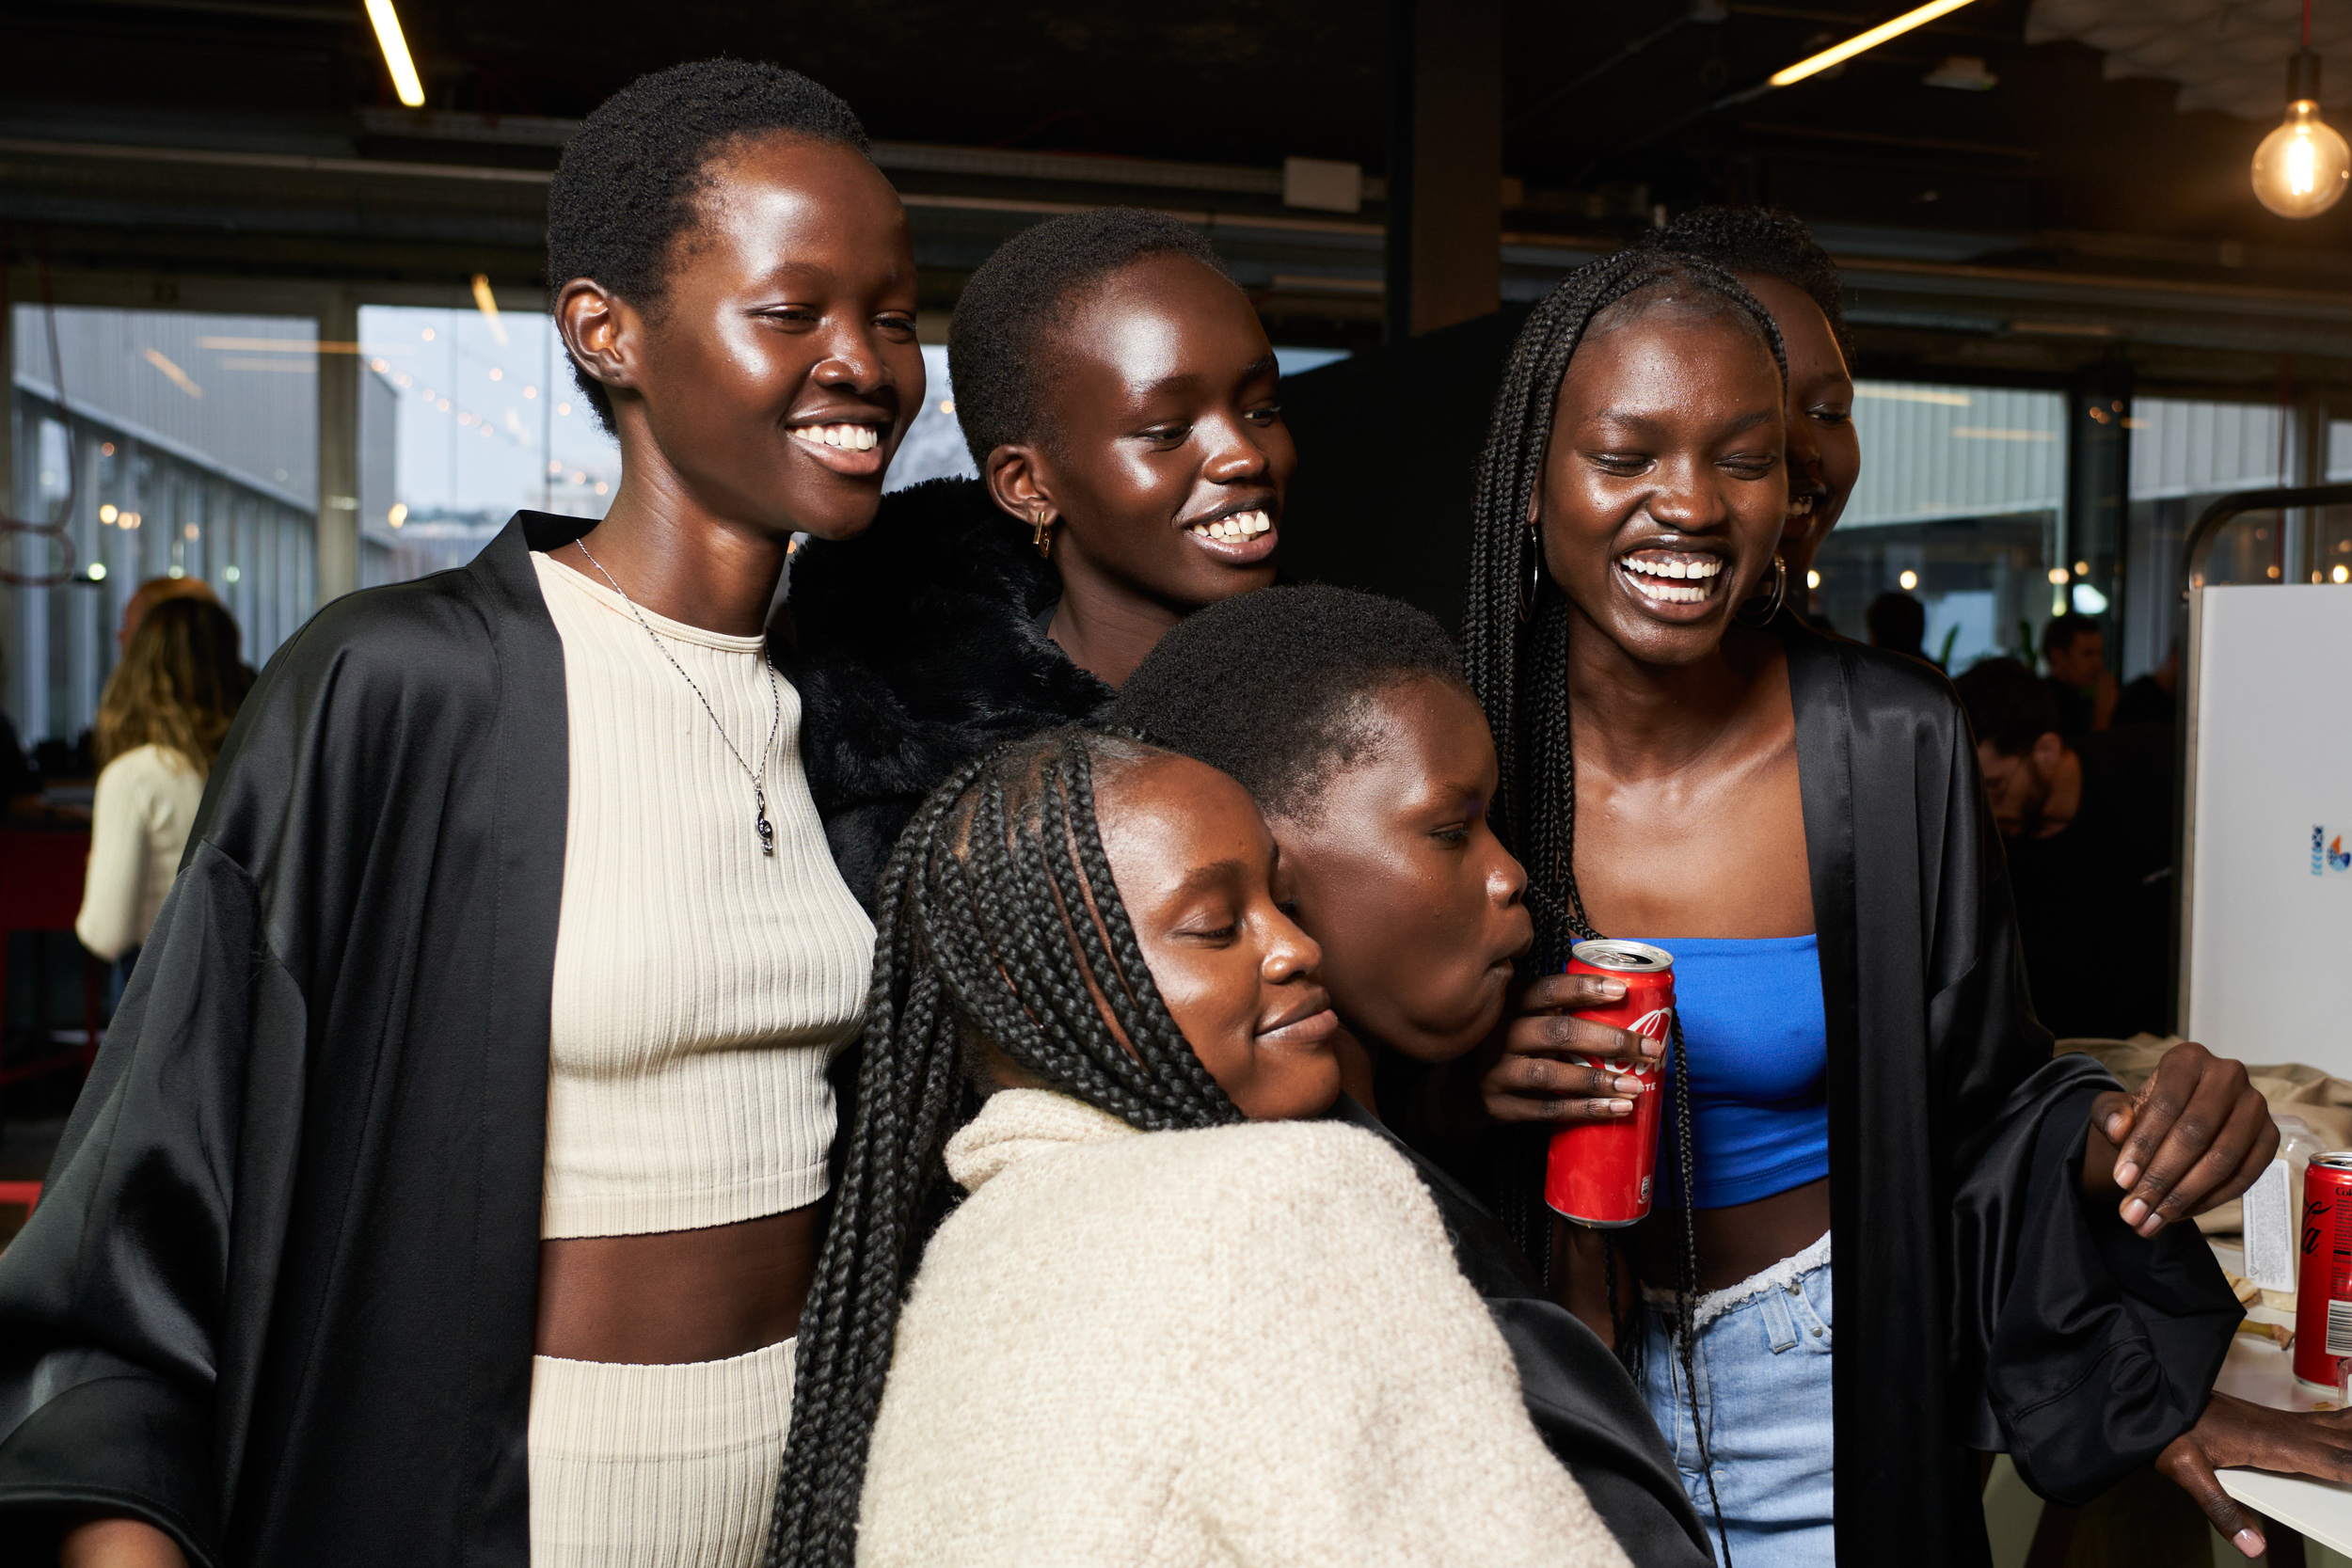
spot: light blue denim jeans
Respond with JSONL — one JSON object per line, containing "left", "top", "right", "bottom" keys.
{"left": 1638, "top": 1233, "right": 1835, "bottom": 1568}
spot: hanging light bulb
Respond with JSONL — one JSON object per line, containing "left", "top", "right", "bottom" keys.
{"left": 2253, "top": 47, "right": 2350, "bottom": 218}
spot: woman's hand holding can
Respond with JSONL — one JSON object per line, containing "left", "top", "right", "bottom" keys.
{"left": 1480, "top": 971, "right": 1665, "bottom": 1125}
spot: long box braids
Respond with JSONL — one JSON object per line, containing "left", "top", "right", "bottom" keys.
{"left": 766, "top": 725, "right": 1243, "bottom": 1568}
{"left": 1458, "top": 247, "right": 1788, "bottom": 1568}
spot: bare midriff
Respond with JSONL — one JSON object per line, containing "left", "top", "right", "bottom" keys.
{"left": 534, "top": 1198, "right": 827, "bottom": 1365}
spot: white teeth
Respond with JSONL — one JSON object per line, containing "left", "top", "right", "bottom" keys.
{"left": 793, "top": 423, "right": 881, "bottom": 452}
{"left": 1620, "top": 556, "right": 1725, "bottom": 604}
{"left": 1188, "top": 510, "right": 1271, "bottom": 542}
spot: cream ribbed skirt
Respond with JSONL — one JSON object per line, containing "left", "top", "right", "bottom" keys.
{"left": 528, "top": 1338, "right": 795, "bottom": 1566}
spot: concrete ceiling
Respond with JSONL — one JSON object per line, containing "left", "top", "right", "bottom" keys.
{"left": 2028, "top": 0, "right": 2352, "bottom": 120}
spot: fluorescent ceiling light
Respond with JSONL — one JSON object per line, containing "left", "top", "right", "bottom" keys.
{"left": 366, "top": 0, "right": 426, "bottom": 109}
{"left": 471, "top": 274, "right": 511, "bottom": 346}
{"left": 1770, "top": 0, "right": 1978, "bottom": 88}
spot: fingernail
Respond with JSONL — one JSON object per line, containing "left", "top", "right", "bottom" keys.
{"left": 1642, "top": 1039, "right": 1665, "bottom": 1059}
{"left": 1608, "top": 1099, "right": 1633, "bottom": 1116}
{"left": 2121, "top": 1197, "right": 2149, "bottom": 1226}
{"left": 2140, "top": 1215, "right": 2165, "bottom": 1237}
{"left": 1613, "top": 1075, "right": 1645, "bottom": 1094}
{"left": 2234, "top": 1527, "right": 2265, "bottom": 1558}
{"left": 1601, "top": 979, "right": 1626, "bottom": 998}
{"left": 2115, "top": 1162, "right": 2139, "bottom": 1189}
{"left": 2106, "top": 1115, "right": 2128, "bottom": 1140}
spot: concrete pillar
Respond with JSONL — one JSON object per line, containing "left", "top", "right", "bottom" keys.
{"left": 2063, "top": 363, "right": 2133, "bottom": 668}
{"left": 315, "top": 288, "right": 361, "bottom": 602}
{"left": 1385, "top": 0, "right": 1503, "bottom": 342}
{"left": 2287, "top": 399, "right": 2328, "bottom": 583}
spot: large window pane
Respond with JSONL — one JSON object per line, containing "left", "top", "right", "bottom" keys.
{"left": 2122, "top": 398, "right": 2309, "bottom": 680}
{"left": 356, "top": 302, "right": 620, "bottom": 587}
{"left": 1812, "top": 379, "right": 2064, "bottom": 672}
{"left": 7, "top": 305, "right": 318, "bottom": 752}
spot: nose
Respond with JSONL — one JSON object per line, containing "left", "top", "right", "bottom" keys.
{"left": 1645, "top": 457, "right": 1733, "bottom": 535}
{"left": 1488, "top": 838, "right": 1528, "bottom": 911}
{"left": 1262, "top": 907, "right": 1323, "bottom": 985}
{"left": 1201, "top": 415, "right": 1271, "bottom": 486}
{"left": 811, "top": 320, "right": 891, "bottom": 397}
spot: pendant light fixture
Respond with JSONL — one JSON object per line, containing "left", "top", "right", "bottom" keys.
{"left": 2252, "top": 0, "right": 2349, "bottom": 218}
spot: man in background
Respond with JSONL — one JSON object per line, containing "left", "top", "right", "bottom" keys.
{"left": 1954, "top": 657, "right": 2173, "bottom": 1039}
{"left": 1865, "top": 590, "right": 1928, "bottom": 663}
{"left": 2041, "top": 611, "right": 2116, "bottom": 736}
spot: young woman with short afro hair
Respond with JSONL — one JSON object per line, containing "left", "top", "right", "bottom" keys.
{"left": 787, "top": 206, "right": 1295, "bottom": 909}
{"left": 0, "top": 57, "right": 924, "bottom": 1568}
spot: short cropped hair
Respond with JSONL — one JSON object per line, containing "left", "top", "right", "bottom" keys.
{"left": 548, "top": 58, "right": 869, "bottom": 430}
{"left": 1954, "top": 657, "right": 2064, "bottom": 756}
{"left": 1110, "top": 585, "right": 1467, "bottom": 821}
{"left": 1644, "top": 206, "right": 1852, "bottom": 363}
{"left": 947, "top": 209, "right": 1230, "bottom": 467}
{"left": 2042, "top": 611, "right": 2101, "bottom": 658}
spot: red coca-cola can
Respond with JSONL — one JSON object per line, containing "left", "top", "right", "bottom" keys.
{"left": 2295, "top": 1152, "right": 2352, "bottom": 1389}
{"left": 1544, "top": 939, "right": 1675, "bottom": 1228}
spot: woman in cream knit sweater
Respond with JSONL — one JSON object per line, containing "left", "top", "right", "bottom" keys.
{"left": 771, "top": 726, "right": 1626, "bottom": 1568}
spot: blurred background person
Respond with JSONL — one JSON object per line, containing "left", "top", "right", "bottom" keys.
{"left": 73, "top": 595, "right": 251, "bottom": 981}
{"left": 2042, "top": 611, "right": 2117, "bottom": 736}
{"left": 2115, "top": 637, "right": 2182, "bottom": 728}
{"left": 114, "top": 575, "right": 219, "bottom": 657}
{"left": 1954, "top": 657, "right": 2174, "bottom": 1039}
{"left": 1865, "top": 589, "right": 1928, "bottom": 664}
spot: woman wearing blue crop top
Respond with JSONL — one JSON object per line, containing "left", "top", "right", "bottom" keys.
{"left": 1452, "top": 234, "right": 2349, "bottom": 1568}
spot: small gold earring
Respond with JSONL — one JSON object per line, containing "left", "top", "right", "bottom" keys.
{"left": 1031, "top": 514, "right": 1054, "bottom": 559}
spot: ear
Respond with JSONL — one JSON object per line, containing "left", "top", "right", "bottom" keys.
{"left": 984, "top": 443, "right": 1057, "bottom": 530}
{"left": 2030, "top": 730, "right": 2064, "bottom": 775}
{"left": 554, "top": 277, "right": 642, "bottom": 407}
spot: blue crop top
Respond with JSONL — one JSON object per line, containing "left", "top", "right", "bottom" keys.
{"left": 1639, "top": 935, "right": 1829, "bottom": 1211}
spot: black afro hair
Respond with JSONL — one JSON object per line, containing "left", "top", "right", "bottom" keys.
{"left": 547, "top": 58, "right": 870, "bottom": 431}
{"left": 946, "top": 208, "right": 1231, "bottom": 468}
{"left": 1110, "top": 585, "right": 1470, "bottom": 822}
{"left": 1641, "top": 206, "right": 1852, "bottom": 364}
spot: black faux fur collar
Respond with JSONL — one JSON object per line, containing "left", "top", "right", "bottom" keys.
{"left": 782, "top": 477, "right": 1114, "bottom": 904}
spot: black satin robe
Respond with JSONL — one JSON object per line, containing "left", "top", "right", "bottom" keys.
{"left": 1776, "top": 619, "right": 2239, "bottom": 1565}
{"left": 0, "top": 512, "right": 596, "bottom": 1567}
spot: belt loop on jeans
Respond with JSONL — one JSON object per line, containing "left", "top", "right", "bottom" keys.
{"left": 1758, "top": 1279, "right": 1801, "bottom": 1354}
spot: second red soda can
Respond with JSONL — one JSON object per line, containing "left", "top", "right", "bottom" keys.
{"left": 1543, "top": 939, "right": 1676, "bottom": 1228}
{"left": 2296, "top": 1152, "right": 2352, "bottom": 1390}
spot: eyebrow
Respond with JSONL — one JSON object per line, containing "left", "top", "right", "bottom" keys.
{"left": 1133, "top": 355, "right": 1282, "bottom": 401}
{"left": 1172, "top": 858, "right": 1249, "bottom": 897}
{"left": 1590, "top": 406, "right": 1780, "bottom": 436}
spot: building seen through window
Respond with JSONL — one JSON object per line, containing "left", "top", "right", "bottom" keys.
{"left": 6, "top": 305, "right": 318, "bottom": 748}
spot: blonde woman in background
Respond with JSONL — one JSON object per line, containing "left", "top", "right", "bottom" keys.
{"left": 74, "top": 594, "right": 251, "bottom": 973}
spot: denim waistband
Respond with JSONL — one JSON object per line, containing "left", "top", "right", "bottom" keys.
{"left": 1641, "top": 1228, "right": 1832, "bottom": 1334}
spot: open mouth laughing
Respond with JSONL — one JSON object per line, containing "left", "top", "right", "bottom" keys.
{"left": 1616, "top": 546, "right": 1726, "bottom": 609}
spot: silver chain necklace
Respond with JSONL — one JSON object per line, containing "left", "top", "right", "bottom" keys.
{"left": 572, "top": 537, "right": 782, "bottom": 859}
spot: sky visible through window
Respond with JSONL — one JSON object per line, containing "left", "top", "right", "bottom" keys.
{"left": 360, "top": 302, "right": 620, "bottom": 527}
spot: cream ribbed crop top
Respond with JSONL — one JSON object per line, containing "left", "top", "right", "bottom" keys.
{"left": 532, "top": 552, "right": 874, "bottom": 1240}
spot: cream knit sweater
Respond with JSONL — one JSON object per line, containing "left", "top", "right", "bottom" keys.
{"left": 857, "top": 1089, "right": 1630, "bottom": 1568}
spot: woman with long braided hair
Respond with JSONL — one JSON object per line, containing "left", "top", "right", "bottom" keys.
{"left": 1453, "top": 246, "right": 2352, "bottom": 1566}
{"left": 769, "top": 726, "right": 1629, "bottom": 1568}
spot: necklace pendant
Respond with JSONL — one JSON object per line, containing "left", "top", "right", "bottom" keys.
{"left": 755, "top": 809, "right": 775, "bottom": 858}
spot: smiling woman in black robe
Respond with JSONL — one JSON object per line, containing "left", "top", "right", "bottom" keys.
{"left": 1463, "top": 246, "right": 2352, "bottom": 1567}
{"left": 0, "top": 62, "right": 923, "bottom": 1568}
